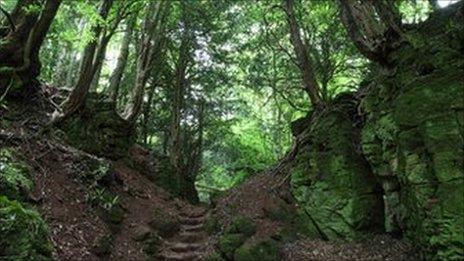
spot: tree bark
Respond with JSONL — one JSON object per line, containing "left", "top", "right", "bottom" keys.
{"left": 283, "top": 0, "right": 323, "bottom": 107}
{"left": 338, "top": 0, "right": 403, "bottom": 64}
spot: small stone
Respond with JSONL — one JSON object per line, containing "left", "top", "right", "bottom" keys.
{"left": 133, "top": 225, "right": 151, "bottom": 241}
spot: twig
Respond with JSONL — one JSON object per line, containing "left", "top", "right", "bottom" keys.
{"left": 0, "top": 78, "right": 13, "bottom": 103}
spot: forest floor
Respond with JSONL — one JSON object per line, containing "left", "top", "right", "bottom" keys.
{"left": 1, "top": 92, "right": 418, "bottom": 260}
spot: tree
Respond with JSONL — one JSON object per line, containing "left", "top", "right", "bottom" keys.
{"left": 282, "top": 0, "right": 323, "bottom": 107}
{"left": 0, "top": 0, "right": 61, "bottom": 96}
{"left": 123, "top": 0, "right": 170, "bottom": 122}
{"left": 338, "top": 0, "right": 403, "bottom": 64}
{"left": 169, "top": 2, "right": 194, "bottom": 201}
{"left": 59, "top": 0, "right": 134, "bottom": 120}
{"left": 108, "top": 14, "right": 136, "bottom": 106}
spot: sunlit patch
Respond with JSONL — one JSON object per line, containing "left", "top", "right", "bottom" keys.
{"left": 438, "top": 0, "right": 461, "bottom": 8}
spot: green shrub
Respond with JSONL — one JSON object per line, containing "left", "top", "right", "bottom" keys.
{"left": 0, "top": 196, "right": 53, "bottom": 260}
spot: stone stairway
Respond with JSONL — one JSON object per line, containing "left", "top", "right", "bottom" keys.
{"left": 157, "top": 210, "right": 208, "bottom": 261}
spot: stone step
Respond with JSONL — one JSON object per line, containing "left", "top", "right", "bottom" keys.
{"left": 158, "top": 252, "right": 201, "bottom": 261}
{"left": 181, "top": 224, "right": 203, "bottom": 233}
{"left": 179, "top": 210, "right": 207, "bottom": 219}
{"left": 178, "top": 231, "right": 206, "bottom": 243}
{"left": 167, "top": 242, "right": 204, "bottom": 253}
{"left": 180, "top": 216, "right": 205, "bottom": 226}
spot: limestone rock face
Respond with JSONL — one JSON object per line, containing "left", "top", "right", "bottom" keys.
{"left": 360, "top": 6, "right": 464, "bottom": 258}
{"left": 291, "top": 4, "right": 464, "bottom": 259}
{"left": 290, "top": 95, "right": 384, "bottom": 241}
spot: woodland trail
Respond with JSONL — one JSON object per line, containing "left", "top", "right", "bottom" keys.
{"left": 158, "top": 209, "right": 209, "bottom": 261}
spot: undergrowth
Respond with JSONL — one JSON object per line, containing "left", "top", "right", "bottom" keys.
{"left": 0, "top": 196, "right": 53, "bottom": 260}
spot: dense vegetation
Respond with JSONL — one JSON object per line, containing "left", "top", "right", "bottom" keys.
{"left": 0, "top": 0, "right": 463, "bottom": 260}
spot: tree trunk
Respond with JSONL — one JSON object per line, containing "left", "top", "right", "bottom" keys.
{"left": 123, "top": 1, "right": 169, "bottom": 122}
{"left": 283, "top": 0, "right": 323, "bottom": 107}
{"left": 141, "top": 80, "right": 157, "bottom": 144}
{"left": 90, "top": 36, "right": 108, "bottom": 92}
{"left": 108, "top": 16, "right": 135, "bottom": 105}
{"left": 338, "top": 0, "right": 403, "bottom": 64}
{"left": 0, "top": 0, "right": 61, "bottom": 95}
{"left": 59, "top": 0, "right": 114, "bottom": 119}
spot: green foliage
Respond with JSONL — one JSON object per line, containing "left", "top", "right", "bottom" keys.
{"left": 0, "top": 196, "right": 53, "bottom": 260}
{"left": 0, "top": 149, "right": 33, "bottom": 200}
{"left": 85, "top": 187, "right": 119, "bottom": 212}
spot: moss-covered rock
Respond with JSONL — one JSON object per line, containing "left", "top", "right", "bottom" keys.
{"left": 359, "top": 4, "right": 464, "bottom": 259}
{"left": 59, "top": 93, "right": 135, "bottom": 159}
{"left": 290, "top": 96, "right": 384, "bottom": 241}
{"left": 226, "top": 217, "right": 257, "bottom": 237}
{"left": 218, "top": 233, "right": 248, "bottom": 260}
{"left": 234, "top": 239, "right": 280, "bottom": 261}
{"left": 0, "top": 148, "right": 33, "bottom": 201}
{"left": 0, "top": 196, "right": 53, "bottom": 260}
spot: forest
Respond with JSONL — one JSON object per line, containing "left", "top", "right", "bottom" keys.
{"left": 0, "top": 0, "right": 463, "bottom": 260}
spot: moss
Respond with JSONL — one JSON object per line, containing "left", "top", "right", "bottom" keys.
{"left": 0, "top": 148, "right": 33, "bottom": 201}
{"left": 234, "top": 239, "right": 280, "bottom": 261}
{"left": 359, "top": 7, "right": 464, "bottom": 258}
{"left": 0, "top": 196, "right": 53, "bottom": 260}
{"left": 226, "top": 216, "right": 257, "bottom": 237}
{"left": 218, "top": 233, "right": 248, "bottom": 260}
{"left": 290, "top": 102, "right": 383, "bottom": 241}
{"left": 59, "top": 94, "right": 135, "bottom": 159}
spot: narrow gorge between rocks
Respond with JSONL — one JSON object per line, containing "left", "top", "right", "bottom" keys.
{"left": 0, "top": 0, "right": 463, "bottom": 260}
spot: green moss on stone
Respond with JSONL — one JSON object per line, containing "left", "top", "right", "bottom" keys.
{"left": 290, "top": 103, "right": 383, "bottom": 241}
{"left": 218, "top": 233, "right": 248, "bottom": 260}
{"left": 226, "top": 217, "right": 257, "bottom": 237}
{"left": 0, "top": 148, "right": 33, "bottom": 201}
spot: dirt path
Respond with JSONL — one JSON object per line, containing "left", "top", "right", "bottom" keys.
{"left": 157, "top": 209, "right": 208, "bottom": 261}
